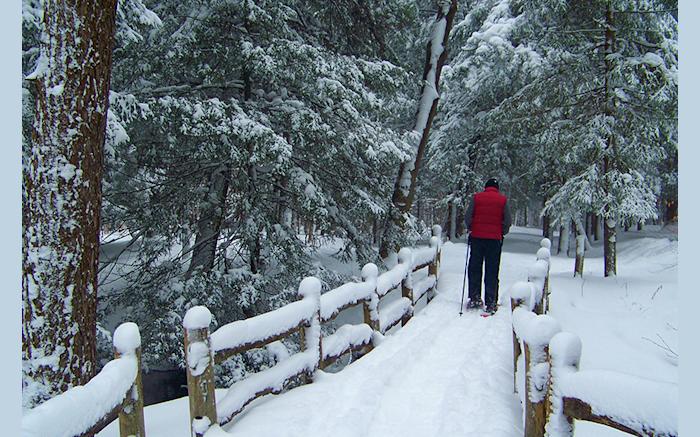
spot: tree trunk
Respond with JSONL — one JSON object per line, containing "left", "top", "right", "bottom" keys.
{"left": 187, "top": 165, "right": 230, "bottom": 277}
{"left": 567, "top": 220, "right": 576, "bottom": 257}
{"left": 559, "top": 221, "right": 570, "bottom": 257}
{"left": 379, "top": 0, "right": 457, "bottom": 257}
{"left": 22, "top": 0, "right": 118, "bottom": 408}
{"left": 604, "top": 216, "right": 617, "bottom": 276}
{"left": 574, "top": 218, "right": 586, "bottom": 277}
{"left": 524, "top": 203, "right": 529, "bottom": 227}
{"left": 456, "top": 204, "right": 465, "bottom": 237}
{"left": 665, "top": 198, "right": 677, "bottom": 223}
{"left": 592, "top": 214, "right": 601, "bottom": 241}
{"left": 542, "top": 199, "right": 551, "bottom": 239}
{"left": 603, "top": 2, "right": 617, "bottom": 277}
{"left": 449, "top": 200, "right": 457, "bottom": 241}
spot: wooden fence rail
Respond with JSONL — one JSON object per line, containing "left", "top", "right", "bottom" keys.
{"left": 511, "top": 238, "right": 677, "bottom": 437}
{"left": 21, "top": 322, "right": 146, "bottom": 437}
{"left": 183, "top": 225, "right": 443, "bottom": 436}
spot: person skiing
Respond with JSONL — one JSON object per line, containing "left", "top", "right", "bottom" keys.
{"left": 464, "top": 178, "right": 512, "bottom": 314}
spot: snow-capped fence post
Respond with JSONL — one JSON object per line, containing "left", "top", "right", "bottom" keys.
{"left": 298, "top": 277, "right": 322, "bottom": 384}
{"left": 537, "top": 238, "right": 551, "bottom": 313}
{"left": 523, "top": 316, "right": 560, "bottom": 437}
{"left": 510, "top": 281, "right": 532, "bottom": 393}
{"left": 546, "top": 332, "right": 581, "bottom": 437}
{"left": 547, "top": 331, "right": 678, "bottom": 437}
{"left": 399, "top": 248, "right": 415, "bottom": 326}
{"left": 362, "top": 263, "right": 380, "bottom": 338}
{"left": 21, "top": 321, "right": 146, "bottom": 437}
{"left": 183, "top": 306, "right": 217, "bottom": 436}
{"left": 113, "top": 322, "right": 146, "bottom": 437}
{"left": 427, "top": 225, "right": 442, "bottom": 303}
{"left": 527, "top": 241, "right": 551, "bottom": 315}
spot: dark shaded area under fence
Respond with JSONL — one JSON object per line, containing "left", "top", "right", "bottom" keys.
{"left": 142, "top": 368, "right": 188, "bottom": 406}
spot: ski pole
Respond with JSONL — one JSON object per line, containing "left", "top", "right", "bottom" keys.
{"left": 459, "top": 237, "right": 470, "bottom": 316}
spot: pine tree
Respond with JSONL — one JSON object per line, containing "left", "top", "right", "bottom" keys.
{"left": 22, "top": 0, "right": 118, "bottom": 408}
{"left": 99, "top": 0, "right": 423, "bottom": 371}
{"left": 380, "top": 0, "right": 458, "bottom": 257}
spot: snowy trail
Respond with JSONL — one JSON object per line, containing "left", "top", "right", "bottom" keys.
{"left": 217, "top": 240, "right": 533, "bottom": 437}
{"left": 98, "top": 233, "right": 548, "bottom": 437}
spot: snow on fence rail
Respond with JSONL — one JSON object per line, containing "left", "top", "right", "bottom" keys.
{"left": 511, "top": 239, "right": 677, "bottom": 437}
{"left": 21, "top": 322, "right": 146, "bottom": 437}
{"left": 182, "top": 225, "right": 442, "bottom": 436}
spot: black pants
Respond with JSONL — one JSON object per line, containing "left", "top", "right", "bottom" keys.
{"left": 468, "top": 237, "right": 503, "bottom": 307}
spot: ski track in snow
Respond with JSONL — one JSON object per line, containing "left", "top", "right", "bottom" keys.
{"left": 96, "top": 232, "right": 560, "bottom": 437}
{"left": 220, "top": 241, "right": 526, "bottom": 437}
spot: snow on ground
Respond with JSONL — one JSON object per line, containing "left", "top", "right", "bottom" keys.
{"left": 97, "top": 225, "right": 677, "bottom": 437}
{"left": 545, "top": 225, "right": 678, "bottom": 436}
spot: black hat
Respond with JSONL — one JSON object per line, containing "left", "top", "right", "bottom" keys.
{"left": 485, "top": 178, "right": 499, "bottom": 189}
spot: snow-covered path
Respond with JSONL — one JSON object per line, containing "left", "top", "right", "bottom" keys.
{"left": 216, "top": 238, "right": 537, "bottom": 437}
{"left": 99, "top": 231, "right": 553, "bottom": 437}
{"left": 94, "top": 227, "right": 678, "bottom": 437}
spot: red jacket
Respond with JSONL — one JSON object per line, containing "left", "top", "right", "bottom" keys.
{"left": 465, "top": 187, "right": 510, "bottom": 240}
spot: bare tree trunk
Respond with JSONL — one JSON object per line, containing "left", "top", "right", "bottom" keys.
{"left": 542, "top": 198, "right": 551, "bottom": 239}
{"left": 603, "top": 216, "right": 617, "bottom": 276}
{"left": 592, "top": 214, "right": 601, "bottom": 241}
{"left": 574, "top": 218, "right": 586, "bottom": 277}
{"left": 567, "top": 220, "right": 576, "bottom": 257}
{"left": 524, "top": 203, "right": 529, "bottom": 227}
{"left": 559, "top": 221, "right": 570, "bottom": 257}
{"left": 187, "top": 165, "right": 230, "bottom": 277}
{"left": 379, "top": 0, "right": 457, "bottom": 257}
{"left": 603, "top": 2, "right": 617, "bottom": 277}
{"left": 449, "top": 200, "right": 457, "bottom": 241}
{"left": 22, "top": 0, "right": 118, "bottom": 408}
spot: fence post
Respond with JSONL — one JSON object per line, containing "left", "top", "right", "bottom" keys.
{"left": 399, "top": 248, "right": 414, "bottom": 326}
{"left": 298, "top": 277, "right": 322, "bottom": 382}
{"left": 523, "top": 316, "right": 560, "bottom": 437}
{"left": 547, "top": 332, "right": 582, "bottom": 437}
{"left": 183, "top": 306, "right": 217, "bottom": 437}
{"left": 361, "top": 263, "right": 380, "bottom": 334}
{"left": 510, "top": 281, "right": 533, "bottom": 393}
{"left": 113, "top": 322, "right": 146, "bottom": 437}
{"left": 539, "top": 238, "right": 552, "bottom": 313}
{"left": 428, "top": 225, "right": 442, "bottom": 303}
{"left": 510, "top": 297, "right": 523, "bottom": 393}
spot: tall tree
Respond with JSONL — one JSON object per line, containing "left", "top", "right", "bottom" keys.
{"left": 22, "top": 0, "right": 118, "bottom": 408}
{"left": 99, "top": 0, "right": 421, "bottom": 372}
{"left": 380, "top": 0, "right": 458, "bottom": 257}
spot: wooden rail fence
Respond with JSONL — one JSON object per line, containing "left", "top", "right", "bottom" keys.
{"left": 21, "top": 226, "right": 442, "bottom": 437}
{"left": 511, "top": 238, "right": 677, "bottom": 437}
{"left": 182, "top": 225, "right": 443, "bottom": 436}
{"left": 22, "top": 323, "right": 146, "bottom": 437}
